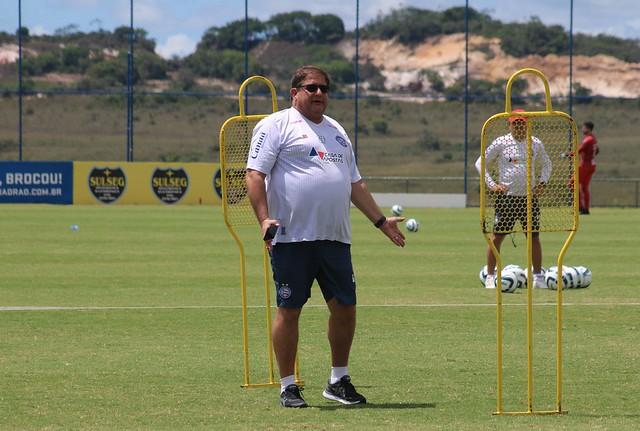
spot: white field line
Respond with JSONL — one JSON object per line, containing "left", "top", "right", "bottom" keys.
{"left": 1, "top": 303, "right": 640, "bottom": 312}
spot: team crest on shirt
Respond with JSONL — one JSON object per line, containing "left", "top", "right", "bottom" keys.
{"left": 309, "top": 147, "right": 344, "bottom": 164}
{"left": 319, "top": 135, "right": 326, "bottom": 144}
{"left": 335, "top": 136, "right": 348, "bottom": 147}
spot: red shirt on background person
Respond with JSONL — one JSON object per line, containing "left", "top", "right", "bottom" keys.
{"left": 578, "top": 121, "right": 599, "bottom": 215}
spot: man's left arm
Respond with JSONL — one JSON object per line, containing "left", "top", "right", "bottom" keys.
{"left": 351, "top": 179, "right": 406, "bottom": 247}
{"left": 534, "top": 141, "right": 553, "bottom": 196}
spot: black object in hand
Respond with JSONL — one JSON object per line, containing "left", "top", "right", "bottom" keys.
{"left": 263, "top": 224, "right": 278, "bottom": 241}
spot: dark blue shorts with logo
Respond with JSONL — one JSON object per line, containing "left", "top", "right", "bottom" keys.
{"left": 270, "top": 240, "right": 356, "bottom": 308}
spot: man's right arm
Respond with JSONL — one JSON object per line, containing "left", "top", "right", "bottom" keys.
{"left": 246, "top": 169, "right": 277, "bottom": 237}
{"left": 476, "top": 141, "right": 502, "bottom": 192}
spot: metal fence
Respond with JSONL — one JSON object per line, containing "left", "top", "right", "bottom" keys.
{"left": 364, "top": 176, "right": 640, "bottom": 208}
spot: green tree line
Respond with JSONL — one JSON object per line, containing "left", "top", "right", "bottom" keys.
{"left": 1, "top": 6, "right": 638, "bottom": 89}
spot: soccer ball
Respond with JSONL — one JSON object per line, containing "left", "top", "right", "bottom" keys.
{"left": 503, "top": 264, "right": 522, "bottom": 273}
{"left": 479, "top": 265, "right": 497, "bottom": 287}
{"left": 405, "top": 218, "right": 419, "bottom": 232}
{"left": 391, "top": 204, "right": 403, "bottom": 216}
{"left": 563, "top": 266, "right": 581, "bottom": 289}
{"left": 511, "top": 267, "right": 528, "bottom": 289}
{"left": 546, "top": 266, "right": 574, "bottom": 290}
{"left": 500, "top": 272, "right": 518, "bottom": 293}
{"left": 545, "top": 267, "right": 559, "bottom": 290}
{"left": 574, "top": 266, "right": 592, "bottom": 288}
{"left": 479, "top": 265, "right": 489, "bottom": 286}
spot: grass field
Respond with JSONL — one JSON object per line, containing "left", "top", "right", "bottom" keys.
{"left": 1, "top": 205, "right": 639, "bottom": 430}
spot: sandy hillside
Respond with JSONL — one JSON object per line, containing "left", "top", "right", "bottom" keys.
{"left": 338, "top": 34, "right": 640, "bottom": 98}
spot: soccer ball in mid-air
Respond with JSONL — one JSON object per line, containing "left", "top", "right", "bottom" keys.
{"left": 391, "top": 204, "right": 403, "bottom": 216}
{"left": 405, "top": 218, "right": 419, "bottom": 232}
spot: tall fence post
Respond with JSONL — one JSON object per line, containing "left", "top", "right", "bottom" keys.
{"left": 126, "top": 0, "right": 134, "bottom": 162}
{"left": 18, "top": 0, "right": 23, "bottom": 161}
{"left": 354, "top": 0, "right": 360, "bottom": 162}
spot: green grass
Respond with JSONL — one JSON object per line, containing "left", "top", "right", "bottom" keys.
{"left": 1, "top": 205, "right": 639, "bottom": 430}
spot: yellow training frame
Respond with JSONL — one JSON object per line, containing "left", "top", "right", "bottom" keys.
{"left": 219, "top": 76, "right": 302, "bottom": 388}
{"left": 479, "top": 68, "right": 579, "bottom": 415}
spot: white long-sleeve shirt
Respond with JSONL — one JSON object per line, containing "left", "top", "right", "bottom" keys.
{"left": 475, "top": 133, "right": 552, "bottom": 196}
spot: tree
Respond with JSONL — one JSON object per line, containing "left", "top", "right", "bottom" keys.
{"left": 267, "top": 11, "right": 314, "bottom": 42}
{"left": 135, "top": 51, "right": 168, "bottom": 80}
{"left": 499, "top": 17, "right": 567, "bottom": 57}
{"left": 185, "top": 49, "right": 263, "bottom": 82}
{"left": 24, "top": 52, "right": 59, "bottom": 76}
{"left": 61, "top": 45, "right": 90, "bottom": 73}
{"left": 54, "top": 24, "right": 80, "bottom": 37}
{"left": 87, "top": 54, "right": 132, "bottom": 86}
{"left": 16, "top": 26, "right": 30, "bottom": 41}
{"left": 574, "top": 82, "right": 593, "bottom": 104}
{"left": 199, "top": 18, "right": 265, "bottom": 51}
{"left": 310, "top": 14, "right": 345, "bottom": 43}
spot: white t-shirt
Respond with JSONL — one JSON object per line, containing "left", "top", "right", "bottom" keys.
{"left": 475, "top": 133, "right": 552, "bottom": 196}
{"left": 247, "top": 107, "right": 361, "bottom": 244}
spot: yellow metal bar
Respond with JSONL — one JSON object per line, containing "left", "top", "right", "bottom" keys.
{"left": 525, "top": 117, "right": 534, "bottom": 413}
{"left": 219, "top": 126, "right": 252, "bottom": 387}
{"left": 238, "top": 75, "right": 279, "bottom": 117}
{"left": 505, "top": 68, "right": 553, "bottom": 113}
{"left": 241, "top": 382, "right": 280, "bottom": 388}
{"left": 479, "top": 118, "right": 504, "bottom": 414}
{"left": 495, "top": 410, "right": 567, "bottom": 416}
{"left": 263, "top": 247, "right": 277, "bottom": 385}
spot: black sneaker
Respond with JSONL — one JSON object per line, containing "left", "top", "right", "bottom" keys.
{"left": 280, "top": 384, "right": 308, "bottom": 408}
{"left": 322, "top": 375, "right": 367, "bottom": 405}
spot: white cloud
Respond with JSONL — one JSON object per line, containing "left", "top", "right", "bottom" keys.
{"left": 156, "top": 34, "right": 196, "bottom": 59}
{"left": 58, "top": 0, "right": 99, "bottom": 6}
{"left": 30, "top": 25, "right": 49, "bottom": 36}
{"left": 135, "top": 0, "right": 163, "bottom": 24}
{"left": 114, "top": 0, "right": 164, "bottom": 26}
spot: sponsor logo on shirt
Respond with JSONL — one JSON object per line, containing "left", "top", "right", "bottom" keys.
{"left": 309, "top": 147, "right": 344, "bottom": 164}
{"left": 335, "top": 136, "right": 348, "bottom": 147}
{"left": 250, "top": 132, "right": 266, "bottom": 159}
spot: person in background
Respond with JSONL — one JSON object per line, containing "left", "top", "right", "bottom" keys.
{"left": 475, "top": 109, "right": 552, "bottom": 290}
{"left": 578, "top": 121, "right": 599, "bottom": 215}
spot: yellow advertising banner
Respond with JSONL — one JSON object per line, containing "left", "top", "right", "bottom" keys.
{"left": 73, "top": 162, "right": 223, "bottom": 205}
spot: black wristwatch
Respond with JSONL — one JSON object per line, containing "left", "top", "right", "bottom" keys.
{"left": 374, "top": 216, "right": 387, "bottom": 228}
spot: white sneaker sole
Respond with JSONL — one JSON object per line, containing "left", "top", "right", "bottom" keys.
{"left": 322, "top": 390, "right": 363, "bottom": 405}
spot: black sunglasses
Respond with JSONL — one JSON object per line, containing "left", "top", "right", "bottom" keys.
{"left": 298, "top": 84, "right": 330, "bottom": 94}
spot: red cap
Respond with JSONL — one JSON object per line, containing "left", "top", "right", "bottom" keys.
{"left": 508, "top": 108, "right": 527, "bottom": 123}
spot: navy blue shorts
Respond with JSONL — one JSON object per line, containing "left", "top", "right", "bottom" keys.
{"left": 270, "top": 240, "right": 356, "bottom": 308}
{"left": 494, "top": 195, "right": 540, "bottom": 237}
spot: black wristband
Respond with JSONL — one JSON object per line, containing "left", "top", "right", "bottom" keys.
{"left": 374, "top": 216, "right": 387, "bottom": 228}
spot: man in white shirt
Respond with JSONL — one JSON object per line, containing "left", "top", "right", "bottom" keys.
{"left": 475, "top": 109, "right": 552, "bottom": 290}
{"left": 246, "top": 65, "right": 406, "bottom": 408}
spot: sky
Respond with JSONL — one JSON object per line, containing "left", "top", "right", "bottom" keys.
{"left": 1, "top": 0, "right": 639, "bottom": 59}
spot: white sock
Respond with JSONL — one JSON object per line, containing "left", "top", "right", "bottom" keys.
{"left": 280, "top": 374, "right": 295, "bottom": 393}
{"left": 330, "top": 366, "right": 348, "bottom": 384}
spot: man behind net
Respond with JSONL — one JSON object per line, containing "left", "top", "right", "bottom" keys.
{"left": 476, "top": 109, "right": 552, "bottom": 289}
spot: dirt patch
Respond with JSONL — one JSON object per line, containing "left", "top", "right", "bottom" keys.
{"left": 338, "top": 34, "right": 640, "bottom": 97}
